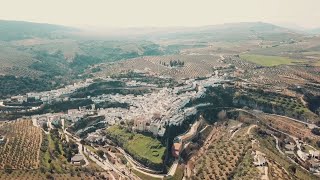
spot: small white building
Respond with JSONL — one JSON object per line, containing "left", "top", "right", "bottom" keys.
{"left": 309, "top": 150, "right": 320, "bottom": 159}
{"left": 71, "top": 154, "right": 85, "bottom": 165}
{"left": 253, "top": 154, "right": 267, "bottom": 166}
{"left": 297, "top": 150, "right": 309, "bottom": 161}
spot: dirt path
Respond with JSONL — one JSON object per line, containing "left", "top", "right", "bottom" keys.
{"left": 229, "top": 128, "right": 240, "bottom": 140}
{"left": 271, "top": 134, "right": 284, "bottom": 155}
{"left": 246, "top": 124, "right": 257, "bottom": 135}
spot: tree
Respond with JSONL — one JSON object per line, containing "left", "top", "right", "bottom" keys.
{"left": 4, "top": 164, "right": 13, "bottom": 174}
{"left": 42, "top": 123, "right": 48, "bottom": 131}
{"left": 288, "top": 164, "right": 297, "bottom": 174}
{"left": 97, "top": 150, "right": 104, "bottom": 159}
{"left": 311, "top": 128, "right": 320, "bottom": 136}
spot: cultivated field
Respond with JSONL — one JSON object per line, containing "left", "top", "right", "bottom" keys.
{"left": 240, "top": 54, "right": 300, "bottom": 66}
{"left": 190, "top": 123, "right": 253, "bottom": 179}
{"left": 260, "top": 114, "right": 319, "bottom": 140}
{"left": 0, "top": 46, "right": 42, "bottom": 77}
{"left": 95, "top": 55, "right": 228, "bottom": 79}
{"left": 0, "top": 120, "right": 42, "bottom": 170}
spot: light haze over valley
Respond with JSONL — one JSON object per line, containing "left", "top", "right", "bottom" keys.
{"left": 0, "top": 0, "right": 320, "bottom": 180}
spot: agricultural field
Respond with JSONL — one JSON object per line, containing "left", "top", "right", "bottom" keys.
{"left": 105, "top": 125, "right": 165, "bottom": 169}
{"left": 190, "top": 124, "right": 253, "bottom": 179}
{"left": 0, "top": 169, "right": 103, "bottom": 180}
{"left": 259, "top": 114, "right": 319, "bottom": 141}
{"left": 0, "top": 45, "right": 42, "bottom": 77}
{"left": 240, "top": 54, "right": 300, "bottom": 66}
{"left": 94, "top": 55, "right": 228, "bottom": 80}
{"left": 232, "top": 148, "right": 261, "bottom": 180}
{"left": 0, "top": 119, "right": 104, "bottom": 179}
{"left": 0, "top": 120, "right": 42, "bottom": 170}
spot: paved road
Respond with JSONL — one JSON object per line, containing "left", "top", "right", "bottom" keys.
{"left": 117, "top": 147, "right": 165, "bottom": 179}
{"left": 168, "top": 160, "right": 179, "bottom": 176}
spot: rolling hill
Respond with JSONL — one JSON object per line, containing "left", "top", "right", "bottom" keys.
{"left": 0, "top": 20, "right": 75, "bottom": 41}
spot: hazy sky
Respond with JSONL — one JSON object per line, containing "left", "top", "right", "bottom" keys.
{"left": 0, "top": 0, "right": 319, "bottom": 28}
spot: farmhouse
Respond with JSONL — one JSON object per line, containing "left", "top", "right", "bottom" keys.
{"left": 309, "top": 150, "right": 320, "bottom": 159}
{"left": 284, "top": 143, "right": 295, "bottom": 151}
{"left": 297, "top": 150, "right": 309, "bottom": 161}
{"left": 253, "top": 154, "right": 267, "bottom": 166}
{"left": 71, "top": 154, "right": 85, "bottom": 165}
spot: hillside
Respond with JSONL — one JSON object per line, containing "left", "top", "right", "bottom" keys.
{"left": 0, "top": 20, "right": 75, "bottom": 41}
{"left": 0, "top": 20, "right": 316, "bottom": 99}
{"left": 149, "top": 22, "right": 304, "bottom": 42}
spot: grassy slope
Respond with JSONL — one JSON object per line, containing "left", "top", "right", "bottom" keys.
{"left": 240, "top": 54, "right": 300, "bottom": 66}
{"left": 106, "top": 126, "right": 165, "bottom": 165}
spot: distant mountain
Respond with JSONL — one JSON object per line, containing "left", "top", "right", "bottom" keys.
{"left": 308, "top": 28, "right": 320, "bottom": 34}
{"left": 0, "top": 20, "right": 76, "bottom": 41}
{"left": 149, "top": 22, "right": 304, "bottom": 42}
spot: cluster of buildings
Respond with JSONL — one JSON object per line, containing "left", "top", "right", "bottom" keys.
{"left": 26, "top": 79, "right": 93, "bottom": 103}
{"left": 0, "top": 79, "right": 93, "bottom": 114}
{"left": 92, "top": 76, "right": 224, "bottom": 136}
{"left": 283, "top": 138, "right": 320, "bottom": 173}
{"left": 31, "top": 105, "right": 96, "bottom": 129}
{"left": 25, "top": 74, "right": 226, "bottom": 139}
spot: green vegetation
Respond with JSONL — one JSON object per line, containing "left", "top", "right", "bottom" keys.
{"left": 240, "top": 54, "right": 300, "bottom": 66}
{"left": 70, "top": 80, "right": 150, "bottom": 98}
{"left": 232, "top": 149, "right": 260, "bottom": 179}
{"left": 40, "top": 130, "right": 79, "bottom": 174}
{"left": 0, "top": 20, "right": 72, "bottom": 41}
{"left": 113, "top": 71, "right": 177, "bottom": 88}
{"left": 162, "top": 59, "right": 185, "bottom": 67}
{"left": 69, "top": 115, "right": 106, "bottom": 138}
{"left": 106, "top": 126, "right": 166, "bottom": 170}
{"left": 95, "top": 101, "right": 129, "bottom": 109}
{"left": 69, "top": 54, "right": 102, "bottom": 73}
{"left": 234, "top": 89, "right": 318, "bottom": 121}
{"left": 41, "top": 99, "right": 94, "bottom": 113}
{"left": 0, "top": 75, "right": 57, "bottom": 98}
{"left": 167, "top": 165, "right": 184, "bottom": 180}
{"left": 30, "top": 50, "right": 70, "bottom": 77}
